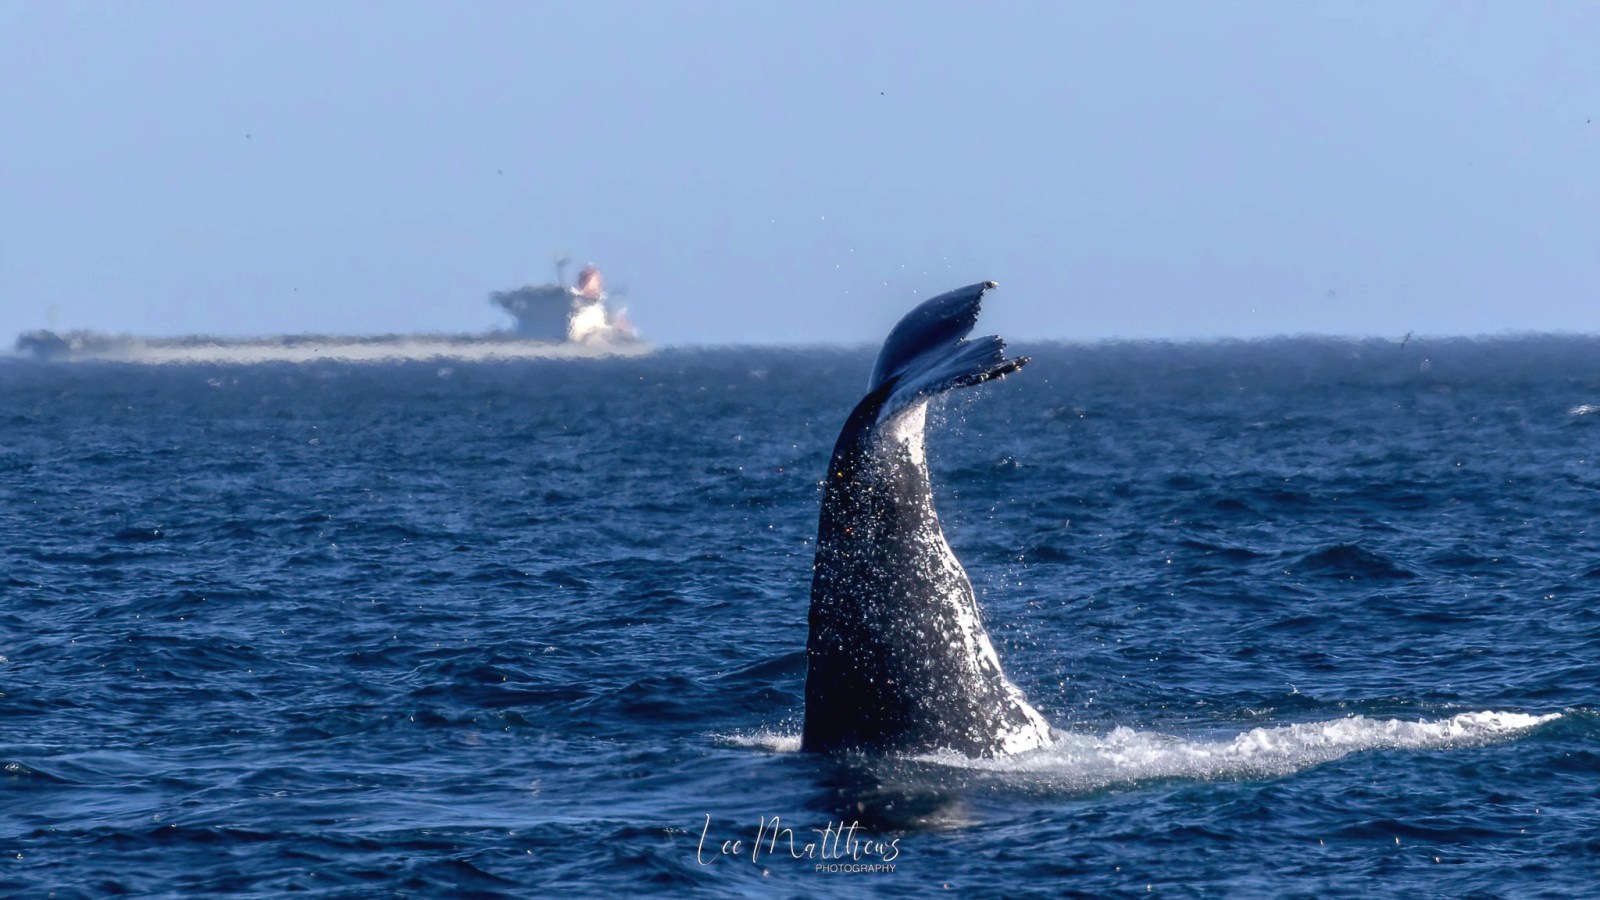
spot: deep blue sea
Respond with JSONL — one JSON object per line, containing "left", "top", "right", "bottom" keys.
{"left": 4, "top": 337, "right": 1598, "bottom": 897}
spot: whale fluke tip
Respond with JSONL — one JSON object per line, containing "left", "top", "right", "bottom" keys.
{"left": 983, "top": 280, "right": 999, "bottom": 289}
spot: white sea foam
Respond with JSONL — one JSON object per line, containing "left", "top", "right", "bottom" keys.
{"left": 725, "top": 711, "right": 1559, "bottom": 790}
{"left": 715, "top": 729, "right": 803, "bottom": 753}
{"left": 936, "top": 711, "right": 1560, "bottom": 791}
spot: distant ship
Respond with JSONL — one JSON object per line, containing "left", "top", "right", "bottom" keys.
{"left": 490, "top": 258, "right": 636, "bottom": 344}
{"left": 13, "top": 259, "right": 644, "bottom": 363}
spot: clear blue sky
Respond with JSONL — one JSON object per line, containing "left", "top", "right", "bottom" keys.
{"left": 3, "top": 1, "right": 1596, "bottom": 345}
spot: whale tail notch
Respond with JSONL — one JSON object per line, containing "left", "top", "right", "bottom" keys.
{"left": 867, "top": 281, "right": 1028, "bottom": 424}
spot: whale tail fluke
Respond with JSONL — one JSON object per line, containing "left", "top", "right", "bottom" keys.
{"left": 867, "top": 281, "right": 1028, "bottom": 423}
{"left": 869, "top": 281, "right": 993, "bottom": 390}
{"left": 805, "top": 280, "right": 1050, "bottom": 758}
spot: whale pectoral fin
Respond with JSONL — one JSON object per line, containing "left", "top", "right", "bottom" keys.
{"left": 869, "top": 281, "right": 997, "bottom": 391}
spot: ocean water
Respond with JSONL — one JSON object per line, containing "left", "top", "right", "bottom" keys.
{"left": 3, "top": 336, "right": 1598, "bottom": 897}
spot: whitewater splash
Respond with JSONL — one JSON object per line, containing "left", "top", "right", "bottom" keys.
{"left": 952, "top": 711, "right": 1559, "bottom": 791}
{"left": 719, "top": 728, "right": 804, "bottom": 754}
{"left": 723, "top": 711, "right": 1558, "bottom": 791}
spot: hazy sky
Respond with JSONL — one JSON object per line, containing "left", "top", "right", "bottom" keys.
{"left": 3, "top": 2, "right": 1596, "bottom": 346}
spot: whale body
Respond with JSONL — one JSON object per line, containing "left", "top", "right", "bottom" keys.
{"left": 802, "top": 281, "right": 1053, "bottom": 757}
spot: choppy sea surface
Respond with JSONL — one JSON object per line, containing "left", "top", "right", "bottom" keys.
{"left": 4, "top": 336, "right": 1598, "bottom": 897}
